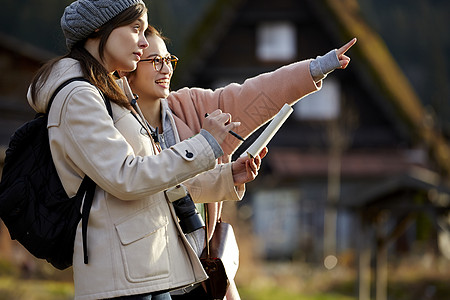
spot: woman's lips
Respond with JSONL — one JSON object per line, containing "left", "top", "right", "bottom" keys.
{"left": 155, "top": 78, "right": 170, "bottom": 88}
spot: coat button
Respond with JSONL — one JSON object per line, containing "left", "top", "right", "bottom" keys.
{"left": 185, "top": 150, "right": 193, "bottom": 158}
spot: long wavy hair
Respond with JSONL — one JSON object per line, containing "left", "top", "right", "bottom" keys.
{"left": 30, "top": 3, "right": 147, "bottom": 110}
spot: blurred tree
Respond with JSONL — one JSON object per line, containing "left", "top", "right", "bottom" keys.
{"left": 146, "top": 0, "right": 213, "bottom": 54}
{"left": 0, "top": 0, "right": 72, "bottom": 53}
{"left": 0, "top": 0, "right": 211, "bottom": 55}
{"left": 358, "top": 0, "right": 450, "bottom": 136}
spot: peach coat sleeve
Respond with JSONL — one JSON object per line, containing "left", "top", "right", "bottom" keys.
{"left": 167, "top": 59, "right": 321, "bottom": 248}
{"left": 167, "top": 60, "right": 321, "bottom": 155}
{"left": 164, "top": 105, "right": 245, "bottom": 203}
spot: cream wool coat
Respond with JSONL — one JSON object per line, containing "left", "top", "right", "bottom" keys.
{"left": 27, "top": 58, "right": 237, "bottom": 300}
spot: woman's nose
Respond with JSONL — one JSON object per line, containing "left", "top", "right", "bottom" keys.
{"left": 160, "top": 61, "right": 171, "bottom": 74}
{"left": 139, "top": 35, "right": 149, "bottom": 49}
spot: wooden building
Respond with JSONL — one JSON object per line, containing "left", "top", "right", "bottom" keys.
{"left": 0, "top": 32, "right": 53, "bottom": 263}
{"left": 0, "top": 32, "right": 53, "bottom": 148}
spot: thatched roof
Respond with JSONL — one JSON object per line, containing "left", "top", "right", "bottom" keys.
{"left": 319, "top": 0, "right": 450, "bottom": 176}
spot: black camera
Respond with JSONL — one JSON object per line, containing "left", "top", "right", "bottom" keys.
{"left": 172, "top": 193, "right": 205, "bottom": 234}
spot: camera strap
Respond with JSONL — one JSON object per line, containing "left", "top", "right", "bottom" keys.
{"left": 165, "top": 185, "right": 189, "bottom": 203}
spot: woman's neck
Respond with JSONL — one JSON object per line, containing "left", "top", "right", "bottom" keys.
{"left": 138, "top": 96, "right": 162, "bottom": 131}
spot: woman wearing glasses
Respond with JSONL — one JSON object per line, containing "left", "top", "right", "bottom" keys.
{"left": 123, "top": 25, "right": 355, "bottom": 300}
{"left": 120, "top": 25, "right": 266, "bottom": 300}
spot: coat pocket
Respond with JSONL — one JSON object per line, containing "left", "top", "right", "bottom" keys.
{"left": 115, "top": 203, "right": 170, "bottom": 282}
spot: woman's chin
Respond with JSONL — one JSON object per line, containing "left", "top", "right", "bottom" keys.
{"left": 159, "top": 91, "right": 169, "bottom": 99}
{"left": 122, "top": 62, "right": 138, "bottom": 73}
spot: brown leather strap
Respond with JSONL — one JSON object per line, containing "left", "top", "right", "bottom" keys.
{"left": 204, "top": 204, "right": 210, "bottom": 258}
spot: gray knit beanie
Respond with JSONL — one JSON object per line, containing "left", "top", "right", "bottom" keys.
{"left": 61, "top": 0, "right": 146, "bottom": 50}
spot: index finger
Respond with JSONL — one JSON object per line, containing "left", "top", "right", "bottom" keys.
{"left": 337, "top": 38, "right": 357, "bottom": 56}
{"left": 259, "top": 147, "right": 268, "bottom": 159}
{"left": 225, "top": 121, "right": 241, "bottom": 132}
{"left": 206, "top": 109, "right": 224, "bottom": 117}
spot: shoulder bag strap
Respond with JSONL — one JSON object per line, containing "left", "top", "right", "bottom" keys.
{"left": 204, "top": 204, "right": 211, "bottom": 258}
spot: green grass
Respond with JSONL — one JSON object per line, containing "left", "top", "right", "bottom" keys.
{"left": 0, "top": 276, "right": 354, "bottom": 300}
{"left": 0, "top": 256, "right": 449, "bottom": 300}
{"left": 239, "top": 286, "right": 355, "bottom": 300}
{"left": 0, "top": 277, "right": 74, "bottom": 300}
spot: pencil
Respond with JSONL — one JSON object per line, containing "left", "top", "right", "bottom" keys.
{"left": 228, "top": 130, "right": 245, "bottom": 141}
{"left": 204, "top": 113, "right": 245, "bottom": 142}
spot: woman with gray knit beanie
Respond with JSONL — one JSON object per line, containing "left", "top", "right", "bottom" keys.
{"left": 27, "top": 0, "right": 241, "bottom": 299}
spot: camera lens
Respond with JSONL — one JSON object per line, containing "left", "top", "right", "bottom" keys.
{"left": 172, "top": 194, "right": 205, "bottom": 233}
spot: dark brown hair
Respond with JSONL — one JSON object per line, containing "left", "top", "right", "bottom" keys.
{"left": 144, "top": 25, "right": 169, "bottom": 42}
{"left": 31, "top": 4, "right": 147, "bottom": 109}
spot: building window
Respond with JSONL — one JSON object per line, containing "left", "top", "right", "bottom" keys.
{"left": 294, "top": 79, "right": 341, "bottom": 121}
{"left": 256, "top": 22, "right": 297, "bottom": 62}
{"left": 252, "top": 188, "right": 301, "bottom": 258}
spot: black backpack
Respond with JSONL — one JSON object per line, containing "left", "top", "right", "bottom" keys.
{"left": 0, "top": 77, "right": 112, "bottom": 270}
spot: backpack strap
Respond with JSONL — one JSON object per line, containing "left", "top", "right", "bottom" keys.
{"left": 48, "top": 77, "right": 114, "bottom": 265}
{"left": 46, "top": 77, "right": 88, "bottom": 113}
{"left": 104, "top": 92, "right": 113, "bottom": 117}
{"left": 78, "top": 176, "right": 97, "bottom": 265}
{"left": 79, "top": 93, "right": 113, "bottom": 265}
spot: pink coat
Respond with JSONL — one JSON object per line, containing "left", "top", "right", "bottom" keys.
{"left": 167, "top": 60, "right": 321, "bottom": 299}
{"left": 168, "top": 59, "right": 320, "bottom": 229}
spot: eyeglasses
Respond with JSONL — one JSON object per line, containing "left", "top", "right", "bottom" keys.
{"left": 139, "top": 55, "right": 178, "bottom": 72}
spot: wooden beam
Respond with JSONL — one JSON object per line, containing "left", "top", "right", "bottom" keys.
{"left": 357, "top": 216, "right": 372, "bottom": 300}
